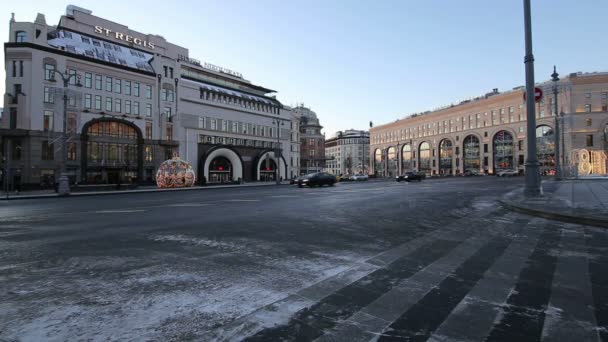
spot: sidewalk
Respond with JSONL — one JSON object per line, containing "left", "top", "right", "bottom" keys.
{"left": 500, "top": 179, "right": 608, "bottom": 228}
{"left": 0, "top": 181, "right": 289, "bottom": 200}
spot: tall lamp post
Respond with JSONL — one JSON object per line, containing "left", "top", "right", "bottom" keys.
{"left": 272, "top": 118, "right": 285, "bottom": 185}
{"left": 50, "top": 69, "right": 82, "bottom": 196}
{"left": 523, "top": 0, "right": 541, "bottom": 196}
{"left": 552, "top": 66, "right": 561, "bottom": 179}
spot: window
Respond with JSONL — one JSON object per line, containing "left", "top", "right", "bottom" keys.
{"left": 519, "top": 126, "right": 525, "bottom": 133}
{"left": 166, "top": 123, "right": 173, "bottom": 140}
{"left": 44, "top": 63, "right": 55, "bottom": 80}
{"left": 146, "top": 103, "right": 152, "bottom": 117}
{"left": 585, "top": 92, "right": 591, "bottom": 98}
{"left": 587, "top": 135, "right": 594, "bottom": 147}
{"left": 12, "top": 61, "right": 16, "bottom": 77}
{"left": 124, "top": 80, "right": 131, "bottom": 95}
{"left": 44, "top": 87, "right": 54, "bottom": 103}
{"left": 106, "top": 97, "right": 113, "bottom": 112}
{"left": 164, "top": 107, "right": 172, "bottom": 119}
{"left": 125, "top": 100, "right": 131, "bottom": 114}
{"left": 145, "top": 122, "right": 152, "bottom": 139}
{"left": 169, "top": 67, "right": 174, "bottom": 79}
{"left": 115, "top": 98, "right": 121, "bottom": 113}
{"left": 68, "top": 95, "right": 76, "bottom": 107}
{"left": 15, "top": 31, "right": 28, "bottom": 42}
{"left": 84, "top": 72, "right": 92, "bottom": 88}
{"left": 67, "top": 142, "right": 77, "bottom": 161}
{"left": 115, "top": 79, "right": 121, "bottom": 94}
{"left": 106, "top": 76, "right": 113, "bottom": 92}
{"left": 163, "top": 66, "right": 168, "bottom": 78}
{"left": 585, "top": 104, "right": 592, "bottom": 113}
{"left": 145, "top": 85, "right": 152, "bottom": 99}
{"left": 133, "top": 82, "right": 140, "bottom": 97}
{"left": 19, "top": 61, "right": 23, "bottom": 77}
{"left": 41, "top": 141, "right": 54, "bottom": 160}
{"left": 95, "top": 74, "right": 102, "bottom": 90}
{"left": 484, "top": 144, "right": 488, "bottom": 153}
{"left": 161, "top": 88, "right": 167, "bottom": 101}
{"left": 222, "top": 120, "right": 228, "bottom": 132}
{"left": 145, "top": 146, "right": 153, "bottom": 162}
{"left": 84, "top": 94, "right": 92, "bottom": 109}
{"left": 586, "top": 118, "right": 592, "bottom": 126}
{"left": 168, "top": 89, "right": 174, "bottom": 102}
{"left": 518, "top": 140, "right": 524, "bottom": 151}
{"left": 232, "top": 121, "right": 238, "bottom": 133}
{"left": 68, "top": 69, "right": 77, "bottom": 85}
{"left": 133, "top": 101, "right": 140, "bottom": 115}
{"left": 95, "top": 95, "right": 102, "bottom": 110}
{"left": 43, "top": 110, "right": 54, "bottom": 131}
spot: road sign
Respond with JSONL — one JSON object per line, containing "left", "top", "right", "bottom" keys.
{"left": 523, "top": 87, "right": 543, "bottom": 102}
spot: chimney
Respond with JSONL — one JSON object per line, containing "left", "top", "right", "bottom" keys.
{"left": 493, "top": 88, "right": 498, "bottom": 94}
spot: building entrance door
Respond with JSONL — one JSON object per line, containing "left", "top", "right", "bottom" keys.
{"left": 107, "top": 169, "right": 121, "bottom": 184}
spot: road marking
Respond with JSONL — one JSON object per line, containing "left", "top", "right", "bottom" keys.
{"left": 224, "top": 199, "right": 260, "bottom": 202}
{"left": 270, "top": 195, "right": 301, "bottom": 198}
{"left": 94, "top": 209, "right": 146, "bottom": 213}
{"left": 167, "top": 203, "right": 211, "bottom": 207}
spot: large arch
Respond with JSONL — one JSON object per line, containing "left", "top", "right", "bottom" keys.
{"left": 202, "top": 147, "right": 244, "bottom": 182}
{"left": 536, "top": 125, "right": 555, "bottom": 175}
{"left": 255, "top": 150, "right": 287, "bottom": 181}
{"left": 493, "top": 130, "right": 515, "bottom": 173}
{"left": 374, "top": 148, "right": 383, "bottom": 176}
{"left": 439, "top": 139, "right": 453, "bottom": 175}
{"left": 387, "top": 146, "right": 398, "bottom": 177}
{"left": 418, "top": 141, "right": 431, "bottom": 175}
{"left": 463, "top": 134, "right": 481, "bottom": 172}
{"left": 81, "top": 118, "right": 143, "bottom": 184}
{"left": 401, "top": 144, "right": 413, "bottom": 172}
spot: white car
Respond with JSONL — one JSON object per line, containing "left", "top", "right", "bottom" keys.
{"left": 350, "top": 174, "right": 369, "bottom": 181}
{"left": 497, "top": 169, "right": 519, "bottom": 177}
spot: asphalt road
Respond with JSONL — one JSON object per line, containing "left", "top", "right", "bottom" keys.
{"left": 0, "top": 177, "right": 606, "bottom": 341}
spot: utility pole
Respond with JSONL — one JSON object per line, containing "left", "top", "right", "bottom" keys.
{"left": 523, "top": 0, "right": 541, "bottom": 196}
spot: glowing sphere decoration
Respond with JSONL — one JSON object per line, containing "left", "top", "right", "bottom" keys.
{"left": 156, "top": 156, "right": 196, "bottom": 188}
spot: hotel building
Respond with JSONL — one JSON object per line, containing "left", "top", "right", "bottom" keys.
{"left": 325, "top": 130, "right": 370, "bottom": 176}
{"left": 370, "top": 72, "right": 608, "bottom": 177}
{"left": 1, "top": 6, "right": 296, "bottom": 189}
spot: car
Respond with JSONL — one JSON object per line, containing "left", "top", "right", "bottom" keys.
{"left": 496, "top": 169, "right": 519, "bottom": 177}
{"left": 350, "top": 174, "right": 369, "bottom": 181}
{"left": 337, "top": 175, "right": 352, "bottom": 182}
{"left": 463, "top": 170, "right": 483, "bottom": 177}
{"left": 296, "top": 172, "right": 337, "bottom": 187}
{"left": 396, "top": 172, "right": 424, "bottom": 182}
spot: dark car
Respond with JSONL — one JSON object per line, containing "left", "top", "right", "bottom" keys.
{"left": 396, "top": 172, "right": 424, "bottom": 182}
{"left": 296, "top": 172, "right": 337, "bottom": 187}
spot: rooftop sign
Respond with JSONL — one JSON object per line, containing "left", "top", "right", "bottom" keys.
{"left": 94, "top": 26, "right": 155, "bottom": 49}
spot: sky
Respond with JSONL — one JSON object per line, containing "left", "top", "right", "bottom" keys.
{"left": 1, "top": 0, "right": 607, "bottom": 136}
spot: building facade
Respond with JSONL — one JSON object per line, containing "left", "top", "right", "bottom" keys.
{"left": 293, "top": 105, "right": 325, "bottom": 175}
{"left": 1, "top": 6, "right": 297, "bottom": 189}
{"left": 325, "top": 129, "right": 369, "bottom": 176}
{"left": 370, "top": 72, "right": 608, "bottom": 178}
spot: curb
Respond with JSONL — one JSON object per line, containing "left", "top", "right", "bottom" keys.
{"left": 0, "top": 183, "right": 288, "bottom": 201}
{"left": 498, "top": 199, "right": 608, "bottom": 229}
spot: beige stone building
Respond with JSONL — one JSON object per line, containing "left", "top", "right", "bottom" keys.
{"left": 1, "top": 6, "right": 298, "bottom": 189}
{"left": 370, "top": 72, "right": 608, "bottom": 177}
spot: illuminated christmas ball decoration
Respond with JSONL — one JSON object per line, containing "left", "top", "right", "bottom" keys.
{"left": 156, "top": 156, "right": 196, "bottom": 188}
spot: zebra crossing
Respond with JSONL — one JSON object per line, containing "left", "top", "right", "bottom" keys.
{"left": 214, "top": 207, "right": 606, "bottom": 342}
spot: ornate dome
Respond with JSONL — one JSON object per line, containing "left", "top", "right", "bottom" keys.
{"left": 156, "top": 156, "right": 196, "bottom": 188}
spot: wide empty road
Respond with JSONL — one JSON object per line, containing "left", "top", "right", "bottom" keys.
{"left": 1, "top": 177, "right": 607, "bottom": 341}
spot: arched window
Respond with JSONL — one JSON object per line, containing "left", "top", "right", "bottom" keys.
{"left": 15, "top": 31, "right": 27, "bottom": 42}
{"left": 536, "top": 125, "right": 555, "bottom": 175}
{"left": 401, "top": 144, "right": 412, "bottom": 171}
{"left": 374, "top": 149, "right": 383, "bottom": 175}
{"left": 493, "top": 130, "right": 514, "bottom": 171}
{"left": 439, "top": 139, "right": 453, "bottom": 175}
{"left": 419, "top": 142, "right": 431, "bottom": 175}
{"left": 463, "top": 135, "right": 480, "bottom": 172}
{"left": 387, "top": 146, "right": 397, "bottom": 177}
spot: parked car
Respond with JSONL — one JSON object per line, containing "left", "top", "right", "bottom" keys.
{"left": 396, "top": 172, "right": 424, "bottom": 182}
{"left": 296, "top": 172, "right": 337, "bottom": 187}
{"left": 350, "top": 174, "right": 369, "bottom": 181}
{"left": 496, "top": 169, "right": 519, "bottom": 177}
{"left": 463, "top": 170, "right": 483, "bottom": 177}
{"left": 337, "top": 175, "right": 352, "bottom": 182}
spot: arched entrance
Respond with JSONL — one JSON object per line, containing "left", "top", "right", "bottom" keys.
{"left": 536, "top": 125, "right": 555, "bottom": 175}
{"left": 202, "top": 147, "right": 243, "bottom": 183}
{"left": 493, "top": 130, "right": 514, "bottom": 173}
{"left": 82, "top": 119, "right": 142, "bottom": 184}
{"left": 401, "top": 144, "right": 413, "bottom": 172}
{"left": 463, "top": 135, "right": 480, "bottom": 172}
{"left": 374, "top": 149, "right": 383, "bottom": 176}
{"left": 209, "top": 156, "right": 232, "bottom": 183}
{"left": 419, "top": 142, "right": 431, "bottom": 175}
{"left": 439, "top": 139, "right": 453, "bottom": 175}
{"left": 387, "top": 146, "right": 398, "bottom": 177}
{"left": 255, "top": 150, "right": 287, "bottom": 181}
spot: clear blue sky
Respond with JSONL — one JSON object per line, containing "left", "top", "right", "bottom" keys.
{"left": 2, "top": 1, "right": 607, "bottom": 135}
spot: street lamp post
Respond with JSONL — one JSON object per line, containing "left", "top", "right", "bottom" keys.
{"left": 272, "top": 118, "right": 285, "bottom": 185}
{"left": 523, "top": 0, "right": 541, "bottom": 196}
{"left": 552, "top": 66, "right": 561, "bottom": 179}
{"left": 50, "top": 69, "right": 82, "bottom": 196}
